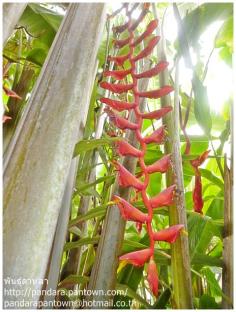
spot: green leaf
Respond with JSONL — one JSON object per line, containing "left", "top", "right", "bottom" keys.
{"left": 153, "top": 288, "right": 171, "bottom": 309}
{"left": 192, "top": 75, "right": 212, "bottom": 135}
{"left": 200, "top": 168, "right": 224, "bottom": 189}
{"left": 64, "top": 236, "right": 100, "bottom": 251}
{"left": 26, "top": 48, "right": 47, "bottom": 66}
{"left": 58, "top": 274, "right": 89, "bottom": 288}
{"left": 199, "top": 294, "right": 220, "bottom": 309}
{"left": 69, "top": 205, "right": 107, "bottom": 226}
{"left": 116, "top": 284, "right": 151, "bottom": 308}
{"left": 73, "top": 138, "right": 119, "bottom": 157}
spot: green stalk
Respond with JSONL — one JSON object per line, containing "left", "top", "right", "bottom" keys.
{"left": 152, "top": 4, "right": 193, "bottom": 308}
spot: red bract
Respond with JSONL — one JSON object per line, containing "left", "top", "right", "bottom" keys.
{"left": 105, "top": 108, "right": 138, "bottom": 130}
{"left": 132, "top": 36, "right": 160, "bottom": 62}
{"left": 190, "top": 150, "right": 210, "bottom": 168}
{"left": 193, "top": 171, "right": 203, "bottom": 214}
{"left": 113, "top": 37, "right": 130, "bottom": 49}
{"left": 147, "top": 258, "right": 158, "bottom": 297}
{"left": 137, "top": 85, "right": 174, "bottom": 99}
{"left": 3, "top": 86, "right": 22, "bottom": 100}
{"left": 100, "top": 97, "right": 136, "bottom": 112}
{"left": 113, "top": 195, "right": 150, "bottom": 223}
{"left": 132, "top": 19, "right": 158, "bottom": 47}
{"left": 113, "top": 21, "right": 129, "bottom": 34}
{"left": 140, "top": 106, "right": 172, "bottom": 120}
{"left": 116, "top": 140, "right": 143, "bottom": 157}
{"left": 100, "top": 81, "right": 134, "bottom": 94}
{"left": 113, "top": 160, "right": 144, "bottom": 191}
{"left": 153, "top": 224, "right": 184, "bottom": 243}
{"left": 2, "top": 115, "right": 12, "bottom": 123}
{"left": 134, "top": 61, "right": 169, "bottom": 79}
{"left": 104, "top": 68, "right": 132, "bottom": 80}
{"left": 143, "top": 126, "right": 166, "bottom": 144}
{"left": 150, "top": 185, "right": 176, "bottom": 208}
{"left": 146, "top": 154, "right": 171, "bottom": 174}
{"left": 119, "top": 248, "right": 152, "bottom": 266}
{"left": 108, "top": 53, "right": 131, "bottom": 67}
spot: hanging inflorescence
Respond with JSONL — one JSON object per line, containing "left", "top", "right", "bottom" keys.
{"left": 100, "top": 4, "right": 184, "bottom": 297}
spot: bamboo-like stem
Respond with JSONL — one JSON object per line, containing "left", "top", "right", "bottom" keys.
{"left": 152, "top": 4, "right": 193, "bottom": 308}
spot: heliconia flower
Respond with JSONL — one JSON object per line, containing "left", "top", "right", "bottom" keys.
{"left": 132, "top": 36, "right": 160, "bottom": 62}
{"left": 193, "top": 172, "right": 203, "bottom": 214}
{"left": 140, "top": 106, "right": 172, "bottom": 120}
{"left": 104, "top": 107, "right": 138, "bottom": 130}
{"left": 146, "top": 154, "right": 171, "bottom": 174}
{"left": 100, "top": 81, "right": 134, "bottom": 94}
{"left": 147, "top": 257, "right": 158, "bottom": 297}
{"left": 119, "top": 248, "right": 152, "bottom": 266}
{"left": 132, "top": 19, "right": 158, "bottom": 47}
{"left": 2, "top": 115, "right": 12, "bottom": 123}
{"left": 3, "top": 86, "right": 22, "bottom": 100}
{"left": 116, "top": 140, "right": 143, "bottom": 157}
{"left": 100, "top": 97, "right": 136, "bottom": 112}
{"left": 134, "top": 61, "right": 169, "bottom": 79}
{"left": 104, "top": 68, "right": 132, "bottom": 80}
{"left": 143, "top": 126, "right": 166, "bottom": 144}
{"left": 129, "top": 4, "right": 150, "bottom": 32}
{"left": 153, "top": 224, "right": 184, "bottom": 243}
{"left": 190, "top": 150, "right": 210, "bottom": 168}
{"left": 113, "top": 195, "right": 150, "bottom": 223}
{"left": 113, "top": 37, "right": 130, "bottom": 49}
{"left": 149, "top": 185, "right": 176, "bottom": 208}
{"left": 108, "top": 53, "right": 131, "bottom": 67}
{"left": 112, "top": 160, "right": 144, "bottom": 191}
{"left": 113, "top": 21, "right": 129, "bottom": 34}
{"left": 137, "top": 85, "right": 174, "bottom": 99}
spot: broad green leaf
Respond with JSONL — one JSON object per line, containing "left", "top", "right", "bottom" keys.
{"left": 73, "top": 138, "right": 119, "bottom": 157}
{"left": 69, "top": 205, "right": 107, "bottom": 226}
{"left": 192, "top": 254, "right": 223, "bottom": 267}
{"left": 64, "top": 236, "right": 100, "bottom": 251}
{"left": 153, "top": 288, "right": 171, "bottom": 309}
{"left": 200, "top": 169, "right": 224, "bottom": 189}
{"left": 199, "top": 294, "right": 220, "bottom": 309}
{"left": 192, "top": 75, "right": 212, "bottom": 135}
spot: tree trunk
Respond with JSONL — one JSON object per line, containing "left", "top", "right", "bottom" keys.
{"left": 3, "top": 3, "right": 106, "bottom": 305}
{"left": 3, "top": 3, "right": 27, "bottom": 45}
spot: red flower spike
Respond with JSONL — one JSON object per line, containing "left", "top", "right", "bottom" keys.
{"left": 105, "top": 108, "right": 138, "bottom": 130}
{"left": 113, "top": 37, "right": 130, "bottom": 49}
{"left": 134, "top": 61, "right": 169, "bottom": 79}
{"left": 146, "top": 154, "right": 171, "bottom": 174}
{"left": 116, "top": 140, "right": 143, "bottom": 157}
{"left": 147, "top": 257, "right": 159, "bottom": 297}
{"left": 104, "top": 68, "right": 132, "bottom": 80}
{"left": 119, "top": 248, "right": 152, "bottom": 266}
{"left": 143, "top": 126, "right": 166, "bottom": 144}
{"left": 191, "top": 150, "right": 210, "bottom": 168}
{"left": 108, "top": 53, "right": 131, "bottom": 67}
{"left": 3, "top": 86, "right": 22, "bottom": 100}
{"left": 113, "top": 21, "right": 129, "bottom": 34}
{"left": 193, "top": 172, "right": 204, "bottom": 214}
{"left": 150, "top": 185, "right": 176, "bottom": 208}
{"left": 100, "top": 81, "right": 134, "bottom": 94}
{"left": 140, "top": 106, "right": 172, "bottom": 120}
{"left": 137, "top": 85, "right": 174, "bottom": 99}
{"left": 100, "top": 97, "right": 136, "bottom": 112}
{"left": 2, "top": 115, "right": 12, "bottom": 123}
{"left": 112, "top": 160, "right": 144, "bottom": 191}
{"left": 153, "top": 224, "right": 184, "bottom": 243}
{"left": 113, "top": 195, "right": 150, "bottom": 223}
{"left": 132, "top": 36, "right": 160, "bottom": 62}
{"left": 132, "top": 20, "right": 158, "bottom": 47}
